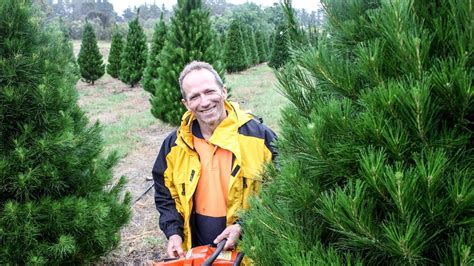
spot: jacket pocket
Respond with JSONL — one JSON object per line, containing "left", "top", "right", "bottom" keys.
{"left": 174, "top": 173, "right": 186, "bottom": 201}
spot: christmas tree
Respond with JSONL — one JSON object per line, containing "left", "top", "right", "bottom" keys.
{"left": 58, "top": 17, "right": 80, "bottom": 80}
{"left": 224, "top": 19, "right": 248, "bottom": 73}
{"left": 150, "top": 0, "right": 224, "bottom": 125}
{"left": 0, "top": 0, "right": 131, "bottom": 263}
{"left": 120, "top": 12, "right": 148, "bottom": 87}
{"left": 268, "top": 31, "right": 275, "bottom": 56}
{"left": 143, "top": 13, "right": 167, "bottom": 95}
{"left": 77, "top": 22, "right": 105, "bottom": 85}
{"left": 241, "top": 25, "right": 254, "bottom": 67}
{"left": 268, "top": 22, "right": 290, "bottom": 69}
{"left": 107, "top": 28, "right": 124, "bottom": 79}
{"left": 241, "top": 0, "right": 473, "bottom": 264}
{"left": 219, "top": 31, "right": 226, "bottom": 50}
{"left": 245, "top": 26, "right": 259, "bottom": 66}
{"left": 254, "top": 30, "right": 268, "bottom": 63}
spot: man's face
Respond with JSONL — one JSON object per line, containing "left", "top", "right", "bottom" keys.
{"left": 181, "top": 69, "right": 227, "bottom": 127}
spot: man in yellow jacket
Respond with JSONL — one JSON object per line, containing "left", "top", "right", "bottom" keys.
{"left": 153, "top": 61, "right": 277, "bottom": 258}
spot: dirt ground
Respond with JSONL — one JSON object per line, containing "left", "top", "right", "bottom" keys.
{"left": 76, "top": 76, "right": 174, "bottom": 264}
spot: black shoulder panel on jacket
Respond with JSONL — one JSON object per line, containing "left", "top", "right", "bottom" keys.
{"left": 162, "top": 129, "right": 179, "bottom": 155}
{"left": 239, "top": 119, "right": 278, "bottom": 160}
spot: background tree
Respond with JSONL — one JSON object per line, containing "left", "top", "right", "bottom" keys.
{"left": 281, "top": 0, "right": 306, "bottom": 47}
{"left": 107, "top": 28, "right": 124, "bottom": 79}
{"left": 58, "top": 17, "right": 80, "bottom": 79}
{"left": 143, "top": 12, "right": 168, "bottom": 95}
{"left": 254, "top": 30, "right": 268, "bottom": 63}
{"left": 247, "top": 26, "right": 260, "bottom": 65}
{"left": 268, "top": 31, "right": 275, "bottom": 55}
{"left": 204, "top": 0, "right": 228, "bottom": 16}
{"left": 210, "top": 2, "right": 274, "bottom": 38}
{"left": 77, "top": 22, "right": 105, "bottom": 85}
{"left": 241, "top": 25, "right": 254, "bottom": 67}
{"left": 268, "top": 22, "right": 290, "bottom": 69}
{"left": 241, "top": 0, "right": 473, "bottom": 264}
{"left": 218, "top": 31, "right": 226, "bottom": 49}
{"left": 223, "top": 19, "right": 248, "bottom": 72}
{"left": 120, "top": 11, "right": 148, "bottom": 88}
{"left": 150, "top": 0, "right": 225, "bottom": 125}
{"left": 0, "top": 0, "right": 131, "bottom": 264}
{"left": 263, "top": 2, "right": 285, "bottom": 27}
{"left": 122, "top": 7, "right": 135, "bottom": 22}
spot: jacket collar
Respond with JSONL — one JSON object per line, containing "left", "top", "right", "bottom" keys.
{"left": 176, "top": 101, "right": 252, "bottom": 163}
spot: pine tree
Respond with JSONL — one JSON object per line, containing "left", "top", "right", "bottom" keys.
{"left": 224, "top": 19, "right": 248, "bottom": 73}
{"left": 268, "top": 31, "right": 275, "bottom": 56}
{"left": 254, "top": 30, "right": 267, "bottom": 63}
{"left": 281, "top": 0, "right": 306, "bottom": 47}
{"left": 58, "top": 17, "right": 80, "bottom": 80}
{"left": 107, "top": 28, "right": 124, "bottom": 79}
{"left": 120, "top": 12, "right": 148, "bottom": 87}
{"left": 241, "top": 25, "right": 254, "bottom": 67}
{"left": 150, "top": 0, "right": 225, "bottom": 125}
{"left": 268, "top": 22, "right": 290, "bottom": 69}
{"left": 77, "top": 22, "right": 105, "bottom": 85}
{"left": 248, "top": 27, "right": 259, "bottom": 65}
{"left": 308, "top": 26, "right": 319, "bottom": 46}
{"left": 142, "top": 13, "right": 167, "bottom": 95}
{"left": 241, "top": 0, "right": 473, "bottom": 264}
{"left": 219, "top": 31, "right": 226, "bottom": 50}
{"left": 0, "top": 0, "right": 131, "bottom": 264}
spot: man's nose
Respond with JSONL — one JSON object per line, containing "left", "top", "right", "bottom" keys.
{"left": 200, "top": 94, "right": 211, "bottom": 106}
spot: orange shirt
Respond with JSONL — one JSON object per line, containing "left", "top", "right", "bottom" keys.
{"left": 193, "top": 137, "right": 232, "bottom": 217}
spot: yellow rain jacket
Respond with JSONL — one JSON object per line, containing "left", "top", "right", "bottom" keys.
{"left": 153, "top": 101, "right": 277, "bottom": 251}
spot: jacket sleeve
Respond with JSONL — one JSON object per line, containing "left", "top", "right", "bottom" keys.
{"left": 264, "top": 124, "right": 278, "bottom": 162}
{"left": 152, "top": 131, "right": 184, "bottom": 239}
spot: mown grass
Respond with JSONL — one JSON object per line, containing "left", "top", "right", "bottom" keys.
{"left": 76, "top": 76, "right": 158, "bottom": 158}
{"left": 100, "top": 110, "right": 156, "bottom": 157}
{"left": 79, "top": 87, "right": 129, "bottom": 116}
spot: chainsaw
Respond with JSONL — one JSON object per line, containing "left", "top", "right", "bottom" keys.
{"left": 154, "top": 239, "right": 244, "bottom": 266}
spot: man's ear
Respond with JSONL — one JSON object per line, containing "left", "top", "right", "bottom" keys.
{"left": 182, "top": 98, "right": 191, "bottom": 111}
{"left": 222, "top": 86, "right": 228, "bottom": 99}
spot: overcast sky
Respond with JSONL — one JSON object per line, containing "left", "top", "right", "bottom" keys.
{"left": 108, "top": 0, "right": 322, "bottom": 15}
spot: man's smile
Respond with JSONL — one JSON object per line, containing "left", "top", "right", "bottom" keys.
{"left": 200, "top": 106, "right": 216, "bottom": 114}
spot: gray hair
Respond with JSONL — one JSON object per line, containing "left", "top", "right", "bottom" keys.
{"left": 178, "top": 61, "right": 224, "bottom": 99}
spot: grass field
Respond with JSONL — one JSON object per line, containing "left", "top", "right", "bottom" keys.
{"left": 226, "top": 64, "right": 287, "bottom": 131}
{"left": 74, "top": 39, "right": 287, "bottom": 263}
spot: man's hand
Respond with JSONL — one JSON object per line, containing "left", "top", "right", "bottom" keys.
{"left": 213, "top": 224, "right": 241, "bottom": 250}
{"left": 167, "top": 234, "right": 185, "bottom": 258}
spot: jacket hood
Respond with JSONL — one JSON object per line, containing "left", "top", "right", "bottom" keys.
{"left": 176, "top": 100, "right": 253, "bottom": 163}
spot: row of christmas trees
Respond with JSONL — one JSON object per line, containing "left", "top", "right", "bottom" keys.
{"left": 77, "top": 14, "right": 149, "bottom": 87}
{"left": 78, "top": 11, "right": 292, "bottom": 84}
{"left": 76, "top": 5, "right": 294, "bottom": 126}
